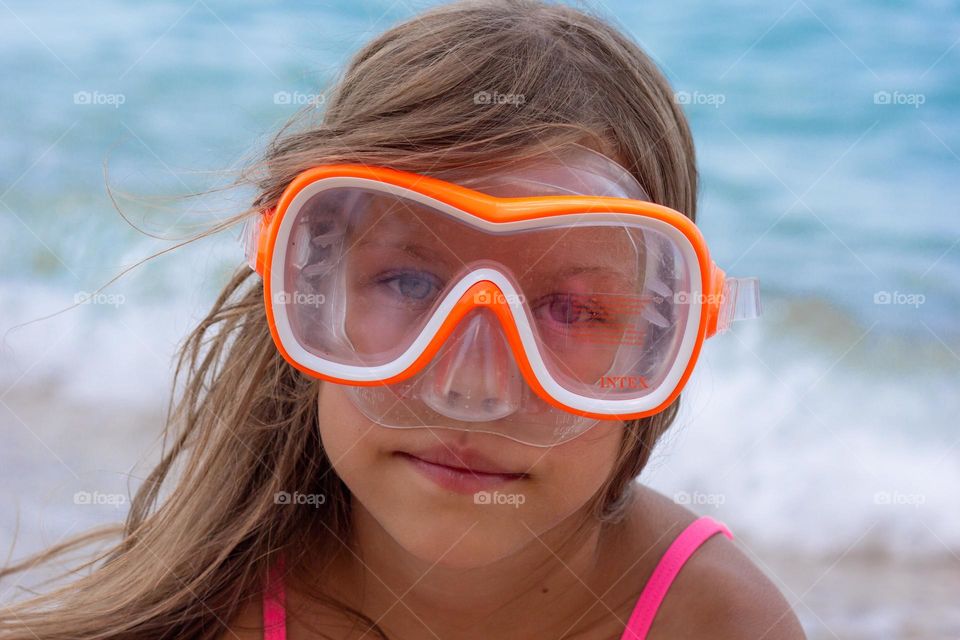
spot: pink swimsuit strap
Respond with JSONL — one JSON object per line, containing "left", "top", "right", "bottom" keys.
{"left": 261, "top": 516, "right": 732, "bottom": 640}
{"left": 620, "top": 515, "right": 733, "bottom": 639}
{"left": 262, "top": 555, "right": 287, "bottom": 640}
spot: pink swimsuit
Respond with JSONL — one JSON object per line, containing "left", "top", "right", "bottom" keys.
{"left": 262, "top": 516, "right": 731, "bottom": 640}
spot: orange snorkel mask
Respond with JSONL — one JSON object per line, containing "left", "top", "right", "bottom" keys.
{"left": 243, "top": 146, "right": 761, "bottom": 445}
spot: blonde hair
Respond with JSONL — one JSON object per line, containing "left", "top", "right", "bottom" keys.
{"left": 0, "top": 1, "right": 698, "bottom": 637}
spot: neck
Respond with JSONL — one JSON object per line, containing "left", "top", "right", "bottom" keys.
{"left": 319, "top": 500, "right": 611, "bottom": 638}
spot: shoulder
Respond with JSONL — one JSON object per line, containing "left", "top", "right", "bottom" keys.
{"left": 622, "top": 486, "right": 806, "bottom": 640}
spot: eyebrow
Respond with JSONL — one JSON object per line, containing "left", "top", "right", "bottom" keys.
{"left": 355, "top": 238, "right": 456, "bottom": 266}
{"left": 538, "top": 263, "right": 637, "bottom": 287}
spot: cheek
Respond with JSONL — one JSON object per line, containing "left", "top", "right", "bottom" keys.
{"left": 317, "top": 382, "right": 625, "bottom": 568}
{"left": 532, "top": 424, "right": 624, "bottom": 519}
{"left": 529, "top": 423, "right": 623, "bottom": 535}
{"left": 316, "top": 382, "right": 392, "bottom": 497}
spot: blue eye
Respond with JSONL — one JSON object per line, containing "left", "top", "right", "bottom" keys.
{"left": 378, "top": 270, "right": 443, "bottom": 304}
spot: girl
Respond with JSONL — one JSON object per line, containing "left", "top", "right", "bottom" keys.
{"left": 1, "top": 1, "right": 803, "bottom": 638}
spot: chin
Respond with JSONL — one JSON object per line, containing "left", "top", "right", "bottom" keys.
{"left": 391, "top": 516, "right": 532, "bottom": 569}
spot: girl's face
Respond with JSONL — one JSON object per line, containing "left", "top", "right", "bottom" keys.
{"left": 318, "top": 381, "right": 624, "bottom": 568}
{"left": 314, "top": 153, "right": 636, "bottom": 568}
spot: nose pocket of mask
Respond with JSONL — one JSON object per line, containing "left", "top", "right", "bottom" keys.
{"left": 419, "top": 308, "right": 525, "bottom": 422}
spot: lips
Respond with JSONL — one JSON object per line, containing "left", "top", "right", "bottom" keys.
{"left": 394, "top": 444, "right": 529, "bottom": 494}
{"left": 397, "top": 444, "right": 528, "bottom": 476}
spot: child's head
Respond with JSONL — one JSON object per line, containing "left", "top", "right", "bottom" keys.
{"left": 236, "top": 0, "right": 698, "bottom": 568}
{"left": 2, "top": 1, "right": 699, "bottom": 637}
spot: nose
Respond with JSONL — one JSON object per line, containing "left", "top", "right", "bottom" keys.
{"left": 419, "top": 307, "right": 524, "bottom": 422}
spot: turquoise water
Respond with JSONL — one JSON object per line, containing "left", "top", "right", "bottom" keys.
{"left": 1, "top": 3, "right": 959, "bottom": 628}
{"left": 1, "top": 0, "right": 957, "bottom": 337}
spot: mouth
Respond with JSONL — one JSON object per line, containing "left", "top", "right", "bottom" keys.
{"left": 394, "top": 448, "right": 529, "bottom": 495}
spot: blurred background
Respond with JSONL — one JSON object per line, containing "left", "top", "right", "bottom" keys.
{"left": 1, "top": 1, "right": 957, "bottom": 637}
